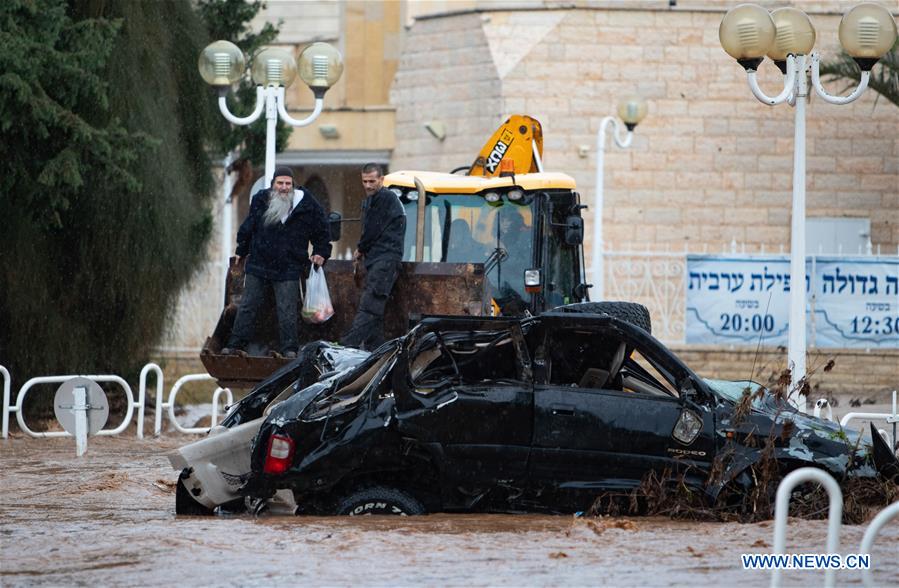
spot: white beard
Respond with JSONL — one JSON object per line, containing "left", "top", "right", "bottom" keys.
{"left": 263, "top": 190, "right": 293, "bottom": 226}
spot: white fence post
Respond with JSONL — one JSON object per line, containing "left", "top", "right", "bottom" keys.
{"left": 138, "top": 363, "right": 164, "bottom": 439}
{"left": 859, "top": 501, "right": 899, "bottom": 588}
{"left": 839, "top": 392, "right": 899, "bottom": 447}
{"left": 771, "top": 468, "right": 842, "bottom": 588}
{"left": 210, "top": 387, "right": 235, "bottom": 427}
{"left": 160, "top": 373, "right": 232, "bottom": 435}
{"left": 1, "top": 365, "right": 10, "bottom": 439}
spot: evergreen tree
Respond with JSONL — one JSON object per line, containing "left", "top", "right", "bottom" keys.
{"left": 0, "top": 0, "right": 228, "bottom": 414}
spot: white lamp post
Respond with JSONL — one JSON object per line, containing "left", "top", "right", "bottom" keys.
{"left": 720, "top": 3, "right": 897, "bottom": 412}
{"left": 592, "top": 98, "right": 648, "bottom": 300}
{"left": 198, "top": 40, "right": 344, "bottom": 186}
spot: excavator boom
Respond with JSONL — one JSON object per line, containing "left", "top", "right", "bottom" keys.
{"left": 468, "top": 115, "right": 543, "bottom": 177}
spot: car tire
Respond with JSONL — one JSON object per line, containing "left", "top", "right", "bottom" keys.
{"left": 553, "top": 301, "right": 652, "bottom": 334}
{"left": 335, "top": 486, "right": 426, "bottom": 516}
{"left": 175, "top": 470, "right": 215, "bottom": 516}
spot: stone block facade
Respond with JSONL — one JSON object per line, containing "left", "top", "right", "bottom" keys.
{"left": 391, "top": 1, "right": 898, "bottom": 390}
{"left": 673, "top": 345, "right": 899, "bottom": 400}
{"left": 391, "top": 3, "right": 899, "bottom": 254}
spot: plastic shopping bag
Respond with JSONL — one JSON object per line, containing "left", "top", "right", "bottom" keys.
{"left": 302, "top": 266, "right": 334, "bottom": 324}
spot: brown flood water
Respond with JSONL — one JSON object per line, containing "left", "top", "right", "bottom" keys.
{"left": 1, "top": 434, "right": 896, "bottom": 587}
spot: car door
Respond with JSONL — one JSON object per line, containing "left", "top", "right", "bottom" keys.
{"left": 528, "top": 322, "right": 715, "bottom": 511}
{"left": 394, "top": 323, "right": 533, "bottom": 507}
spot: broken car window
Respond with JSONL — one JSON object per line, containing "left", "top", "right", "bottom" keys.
{"left": 410, "top": 329, "right": 524, "bottom": 393}
{"left": 303, "top": 351, "right": 397, "bottom": 420}
{"left": 545, "top": 328, "right": 680, "bottom": 398}
{"left": 619, "top": 348, "right": 679, "bottom": 398}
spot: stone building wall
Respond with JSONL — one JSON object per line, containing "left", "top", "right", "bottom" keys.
{"left": 390, "top": 2, "right": 897, "bottom": 390}
{"left": 672, "top": 346, "right": 899, "bottom": 399}
{"left": 391, "top": 12, "right": 505, "bottom": 172}
{"left": 391, "top": 4, "right": 899, "bottom": 255}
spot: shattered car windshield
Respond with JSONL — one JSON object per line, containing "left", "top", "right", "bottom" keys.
{"left": 303, "top": 347, "right": 398, "bottom": 420}
{"left": 704, "top": 379, "right": 766, "bottom": 408}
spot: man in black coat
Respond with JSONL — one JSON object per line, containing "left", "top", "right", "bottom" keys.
{"left": 340, "top": 163, "right": 406, "bottom": 350}
{"left": 222, "top": 166, "right": 331, "bottom": 358}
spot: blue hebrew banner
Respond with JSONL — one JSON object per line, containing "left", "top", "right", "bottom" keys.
{"left": 685, "top": 256, "right": 792, "bottom": 346}
{"left": 811, "top": 257, "right": 899, "bottom": 349}
{"left": 685, "top": 255, "right": 899, "bottom": 349}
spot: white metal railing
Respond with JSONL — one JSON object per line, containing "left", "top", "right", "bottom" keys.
{"left": 1, "top": 364, "right": 233, "bottom": 440}
{"left": 11, "top": 375, "right": 137, "bottom": 439}
{"left": 159, "top": 373, "right": 233, "bottom": 435}
{"left": 139, "top": 363, "right": 164, "bottom": 439}
{"left": 859, "top": 501, "right": 899, "bottom": 588}
{"left": 603, "top": 246, "right": 686, "bottom": 344}
{"left": 1, "top": 365, "right": 10, "bottom": 439}
{"left": 771, "top": 468, "right": 843, "bottom": 588}
{"left": 839, "top": 390, "right": 898, "bottom": 450}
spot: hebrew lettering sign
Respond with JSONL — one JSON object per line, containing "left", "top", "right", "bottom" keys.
{"left": 685, "top": 255, "right": 898, "bottom": 349}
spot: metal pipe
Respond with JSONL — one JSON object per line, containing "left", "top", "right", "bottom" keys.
{"left": 138, "top": 363, "right": 164, "bottom": 439}
{"left": 1, "top": 365, "right": 10, "bottom": 439}
{"left": 221, "top": 151, "right": 234, "bottom": 306}
{"left": 210, "top": 387, "right": 234, "bottom": 427}
{"left": 14, "top": 375, "right": 134, "bottom": 438}
{"left": 746, "top": 54, "right": 797, "bottom": 106}
{"left": 811, "top": 53, "right": 871, "bottom": 105}
{"left": 263, "top": 86, "right": 277, "bottom": 187}
{"left": 591, "top": 115, "right": 633, "bottom": 301}
{"left": 531, "top": 139, "right": 544, "bottom": 173}
{"left": 859, "top": 501, "right": 899, "bottom": 588}
{"left": 839, "top": 410, "right": 899, "bottom": 429}
{"left": 216, "top": 86, "right": 264, "bottom": 125}
{"left": 414, "top": 176, "right": 427, "bottom": 262}
{"left": 739, "top": 52, "right": 871, "bottom": 413}
{"left": 165, "top": 373, "right": 217, "bottom": 435}
{"left": 771, "top": 467, "right": 842, "bottom": 588}
{"left": 787, "top": 55, "right": 808, "bottom": 412}
{"left": 275, "top": 87, "right": 324, "bottom": 126}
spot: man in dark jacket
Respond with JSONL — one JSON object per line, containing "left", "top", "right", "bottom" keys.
{"left": 222, "top": 166, "right": 331, "bottom": 358}
{"left": 340, "top": 163, "right": 405, "bottom": 350}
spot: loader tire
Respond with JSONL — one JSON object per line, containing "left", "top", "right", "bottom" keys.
{"left": 553, "top": 301, "right": 652, "bottom": 334}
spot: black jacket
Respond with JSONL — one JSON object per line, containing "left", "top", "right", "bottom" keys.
{"left": 237, "top": 188, "right": 331, "bottom": 281}
{"left": 358, "top": 187, "right": 405, "bottom": 268}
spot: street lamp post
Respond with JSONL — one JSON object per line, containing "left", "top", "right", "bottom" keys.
{"left": 720, "top": 3, "right": 896, "bottom": 412}
{"left": 592, "top": 98, "right": 648, "bottom": 300}
{"left": 198, "top": 40, "right": 344, "bottom": 185}
{"left": 198, "top": 40, "right": 344, "bottom": 296}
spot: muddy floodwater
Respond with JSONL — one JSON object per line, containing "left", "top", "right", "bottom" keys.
{"left": 1, "top": 434, "right": 897, "bottom": 587}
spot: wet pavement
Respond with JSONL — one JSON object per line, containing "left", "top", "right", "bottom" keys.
{"left": 1, "top": 433, "right": 897, "bottom": 587}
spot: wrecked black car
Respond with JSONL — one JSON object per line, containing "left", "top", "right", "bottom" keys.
{"left": 171, "top": 312, "right": 898, "bottom": 516}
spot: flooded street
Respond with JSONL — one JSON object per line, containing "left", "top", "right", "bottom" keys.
{"left": 1, "top": 433, "right": 896, "bottom": 587}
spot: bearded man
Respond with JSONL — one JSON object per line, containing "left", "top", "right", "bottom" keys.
{"left": 222, "top": 166, "right": 331, "bottom": 358}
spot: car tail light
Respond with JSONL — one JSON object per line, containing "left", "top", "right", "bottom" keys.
{"left": 263, "top": 434, "right": 295, "bottom": 474}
